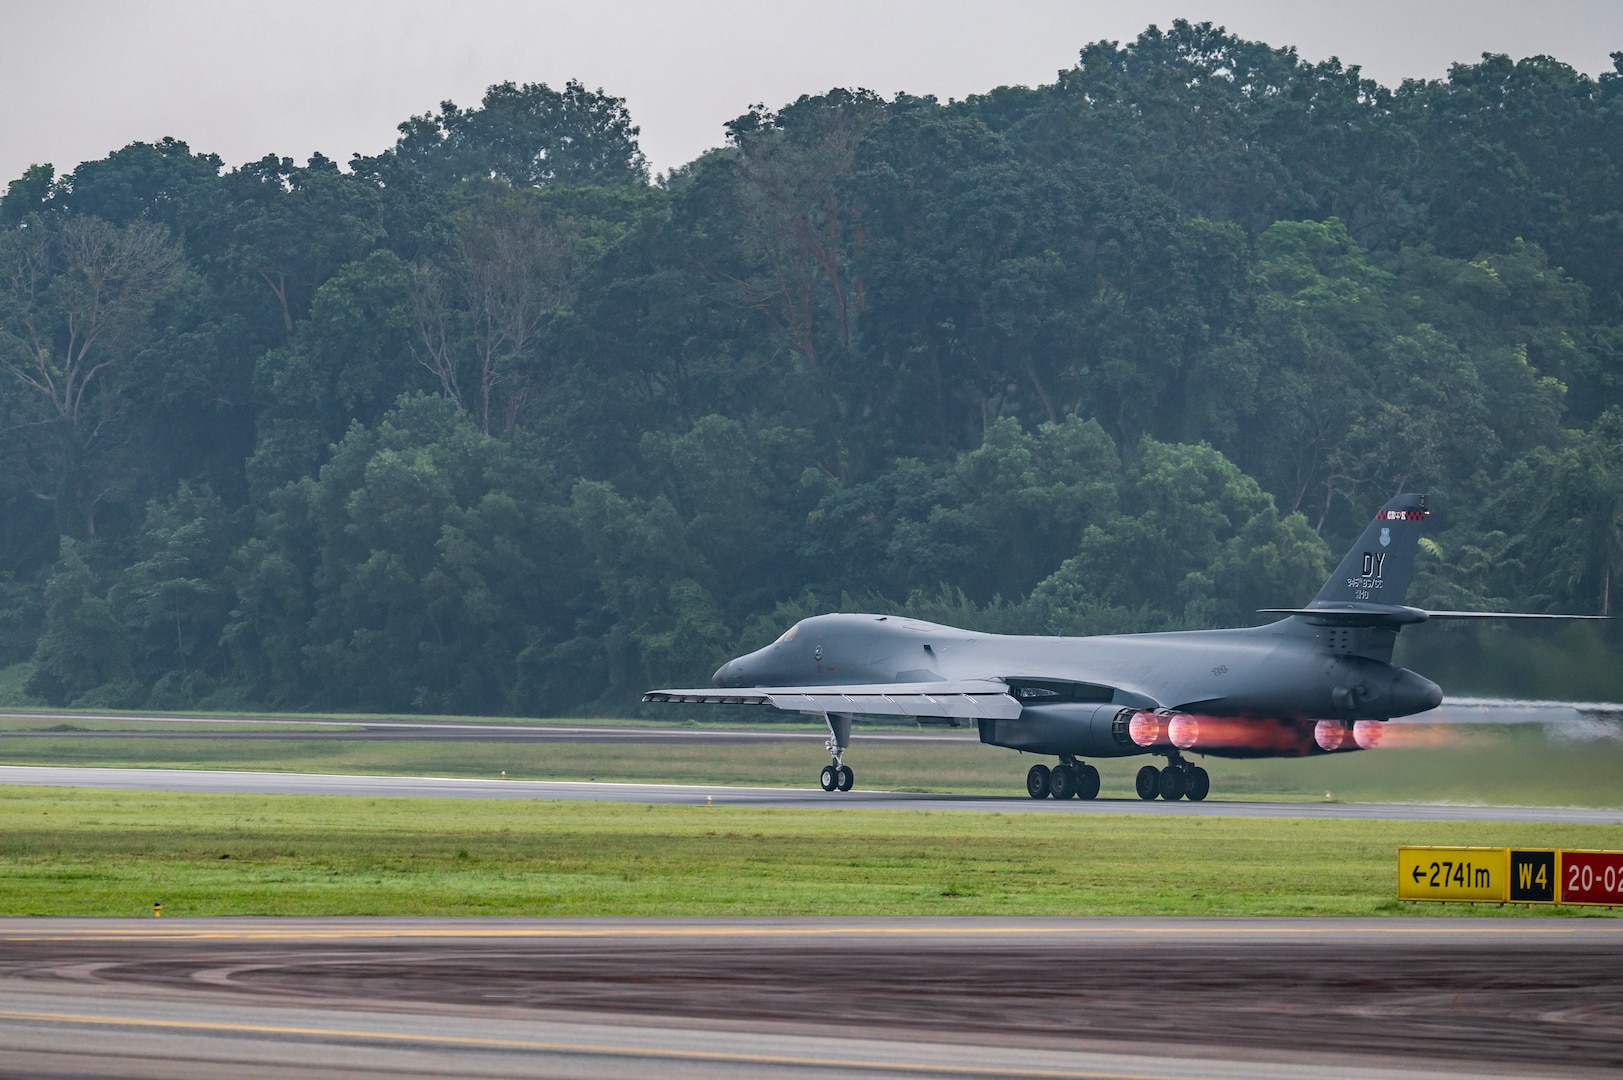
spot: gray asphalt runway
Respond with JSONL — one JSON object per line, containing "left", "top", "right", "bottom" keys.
{"left": 4, "top": 764, "right": 1622, "bottom": 822}
{"left": 0, "top": 917, "right": 1617, "bottom": 1079}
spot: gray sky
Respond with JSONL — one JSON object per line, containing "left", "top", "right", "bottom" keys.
{"left": 3, "top": 0, "right": 1621, "bottom": 185}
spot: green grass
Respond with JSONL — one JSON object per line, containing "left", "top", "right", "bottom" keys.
{"left": 3, "top": 722, "right": 1621, "bottom": 806}
{"left": 2, "top": 786, "right": 1620, "bottom": 918}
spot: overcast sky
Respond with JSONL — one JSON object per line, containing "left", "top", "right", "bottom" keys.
{"left": 3, "top": 0, "right": 1621, "bottom": 186}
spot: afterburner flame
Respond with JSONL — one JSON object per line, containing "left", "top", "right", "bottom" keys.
{"left": 1315, "top": 719, "right": 1348, "bottom": 752}
{"left": 1136, "top": 712, "right": 1397, "bottom": 755}
{"left": 1171, "top": 716, "right": 1201, "bottom": 749}
{"left": 1171, "top": 715, "right": 1316, "bottom": 754}
{"left": 1128, "top": 711, "right": 1169, "bottom": 747}
{"left": 1353, "top": 720, "right": 1384, "bottom": 750}
{"left": 1371, "top": 722, "right": 1478, "bottom": 748}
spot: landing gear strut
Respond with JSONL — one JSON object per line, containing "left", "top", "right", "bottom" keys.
{"left": 818, "top": 712, "right": 855, "bottom": 793}
{"left": 1136, "top": 754, "right": 1209, "bottom": 802}
{"left": 1028, "top": 760, "right": 1100, "bottom": 800}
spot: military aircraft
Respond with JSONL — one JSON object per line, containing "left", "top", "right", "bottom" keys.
{"left": 646, "top": 494, "right": 1604, "bottom": 801}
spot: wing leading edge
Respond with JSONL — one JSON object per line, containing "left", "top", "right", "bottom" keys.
{"left": 643, "top": 680, "right": 1022, "bottom": 719}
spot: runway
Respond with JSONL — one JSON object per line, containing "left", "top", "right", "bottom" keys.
{"left": 4, "top": 764, "right": 1622, "bottom": 823}
{"left": 0, "top": 917, "right": 1617, "bottom": 1079}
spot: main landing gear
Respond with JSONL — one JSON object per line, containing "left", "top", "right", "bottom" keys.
{"left": 817, "top": 712, "right": 855, "bottom": 793}
{"left": 1026, "top": 759, "right": 1101, "bottom": 800}
{"left": 1135, "top": 755, "right": 1209, "bottom": 802}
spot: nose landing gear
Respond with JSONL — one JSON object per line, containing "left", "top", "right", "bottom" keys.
{"left": 817, "top": 712, "right": 855, "bottom": 793}
{"left": 819, "top": 763, "right": 853, "bottom": 792}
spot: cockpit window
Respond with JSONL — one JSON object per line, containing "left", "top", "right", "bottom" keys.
{"left": 774, "top": 623, "right": 800, "bottom": 644}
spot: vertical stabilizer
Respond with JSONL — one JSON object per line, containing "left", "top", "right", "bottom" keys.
{"left": 1312, "top": 493, "right": 1428, "bottom": 608}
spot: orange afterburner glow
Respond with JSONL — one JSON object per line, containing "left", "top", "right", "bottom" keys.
{"left": 1352, "top": 719, "right": 1384, "bottom": 749}
{"left": 1128, "top": 711, "right": 1169, "bottom": 747}
{"left": 1314, "top": 719, "right": 1347, "bottom": 751}
{"left": 1133, "top": 712, "right": 1386, "bottom": 755}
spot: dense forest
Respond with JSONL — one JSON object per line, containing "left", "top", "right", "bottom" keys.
{"left": 2, "top": 22, "right": 1621, "bottom": 715}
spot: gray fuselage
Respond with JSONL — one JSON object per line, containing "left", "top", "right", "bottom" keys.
{"left": 714, "top": 612, "right": 1442, "bottom": 725}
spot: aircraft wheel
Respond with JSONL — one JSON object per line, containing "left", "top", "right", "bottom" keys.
{"left": 1158, "top": 765, "right": 1187, "bottom": 801}
{"left": 1134, "top": 765, "right": 1160, "bottom": 800}
{"left": 1049, "top": 764, "right": 1076, "bottom": 800}
{"left": 1026, "top": 764, "right": 1052, "bottom": 799}
{"left": 1185, "top": 766, "right": 1210, "bottom": 802}
{"left": 819, "top": 765, "right": 838, "bottom": 792}
{"left": 1077, "top": 764, "right": 1101, "bottom": 801}
{"left": 836, "top": 765, "right": 854, "bottom": 792}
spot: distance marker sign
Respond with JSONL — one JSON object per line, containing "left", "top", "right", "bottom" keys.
{"left": 1397, "top": 847, "right": 1503, "bottom": 902}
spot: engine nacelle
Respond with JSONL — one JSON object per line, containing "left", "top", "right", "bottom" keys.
{"left": 977, "top": 704, "right": 1141, "bottom": 758}
{"left": 981, "top": 706, "right": 1391, "bottom": 760}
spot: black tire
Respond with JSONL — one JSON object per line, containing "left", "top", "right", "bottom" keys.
{"left": 1185, "top": 766, "right": 1210, "bottom": 802}
{"left": 1158, "top": 765, "right": 1187, "bottom": 801}
{"left": 1134, "top": 764, "right": 1160, "bottom": 800}
{"left": 1050, "top": 763, "right": 1076, "bottom": 800}
{"left": 836, "top": 764, "right": 854, "bottom": 792}
{"left": 1077, "top": 764, "right": 1101, "bottom": 801}
{"left": 1026, "top": 763, "right": 1052, "bottom": 799}
{"left": 819, "top": 765, "right": 837, "bottom": 792}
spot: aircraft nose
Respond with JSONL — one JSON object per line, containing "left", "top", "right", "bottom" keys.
{"left": 713, "top": 659, "right": 743, "bottom": 688}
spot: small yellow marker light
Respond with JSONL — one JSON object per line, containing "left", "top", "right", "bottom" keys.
{"left": 501, "top": 771, "right": 506, "bottom": 778}
{"left": 153, "top": 902, "right": 162, "bottom": 918}
{"left": 706, "top": 795, "right": 712, "bottom": 806}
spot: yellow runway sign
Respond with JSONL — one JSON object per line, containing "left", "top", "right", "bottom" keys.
{"left": 1397, "top": 846, "right": 1505, "bottom": 902}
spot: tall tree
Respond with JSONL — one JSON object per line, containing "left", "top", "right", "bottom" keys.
{"left": 0, "top": 215, "right": 181, "bottom": 538}
{"left": 378, "top": 80, "right": 648, "bottom": 190}
{"left": 410, "top": 188, "right": 576, "bottom": 434}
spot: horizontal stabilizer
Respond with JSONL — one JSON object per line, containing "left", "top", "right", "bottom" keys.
{"left": 644, "top": 680, "right": 1022, "bottom": 719}
{"left": 1414, "top": 610, "right": 1610, "bottom": 621}
{"left": 1260, "top": 604, "right": 1608, "bottom": 626}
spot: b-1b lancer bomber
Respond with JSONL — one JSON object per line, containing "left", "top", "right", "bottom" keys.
{"left": 646, "top": 495, "right": 1604, "bottom": 800}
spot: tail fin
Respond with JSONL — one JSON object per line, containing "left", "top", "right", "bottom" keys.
{"left": 1312, "top": 493, "right": 1427, "bottom": 607}
{"left": 1261, "top": 492, "right": 1605, "bottom": 627}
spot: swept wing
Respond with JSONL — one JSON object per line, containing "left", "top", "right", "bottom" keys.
{"left": 643, "top": 680, "right": 1022, "bottom": 720}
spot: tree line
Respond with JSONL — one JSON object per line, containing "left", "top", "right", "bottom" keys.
{"left": 2, "top": 22, "right": 1621, "bottom": 714}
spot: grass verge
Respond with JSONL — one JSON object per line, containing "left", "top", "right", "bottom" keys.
{"left": 2, "top": 786, "right": 1620, "bottom": 918}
